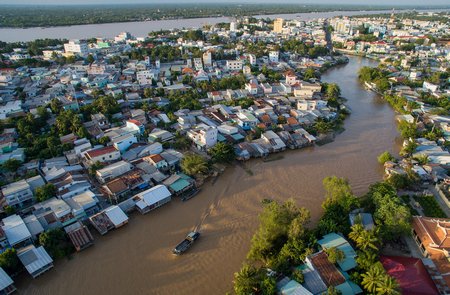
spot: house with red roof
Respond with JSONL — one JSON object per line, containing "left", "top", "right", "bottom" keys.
{"left": 412, "top": 216, "right": 450, "bottom": 292}
{"left": 85, "top": 146, "right": 121, "bottom": 164}
{"left": 380, "top": 255, "right": 440, "bottom": 295}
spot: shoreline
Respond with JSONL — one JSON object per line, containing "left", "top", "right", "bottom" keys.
{"left": 1, "top": 7, "right": 448, "bottom": 30}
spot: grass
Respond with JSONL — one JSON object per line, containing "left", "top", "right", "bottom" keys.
{"left": 413, "top": 195, "right": 447, "bottom": 218}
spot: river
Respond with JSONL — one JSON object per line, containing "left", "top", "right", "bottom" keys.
{"left": 1, "top": 9, "right": 446, "bottom": 42}
{"left": 15, "top": 56, "right": 399, "bottom": 294}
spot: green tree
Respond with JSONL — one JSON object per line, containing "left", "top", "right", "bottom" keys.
{"left": 291, "top": 269, "right": 304, "bottom": 283}
{"left": 361, "top": 262, "right": 385, "bottom": 293}
{"left": 0, "top": 248, "right": 20, "bottom": 275}
{"left": 50, "top": 98, "right": 63, "bottom": 114}
{"left": 303, "top": 68, "right": 317, "bottom": 80}
{"left": 180, "top": 153, "right": 209, "bottom": 176}
{"left": 233, "top": 264, "right": 260, "bottom": 295}
{"left": 98, "top": 136, "right": 110, "bottom": 146}
{"left": 248, "top": 199, "right": 310, "bottom": 265}
{"left": 325, "top": 247, "right": 345, "bottom": 264}
{"left": 2, "top": 158, "right": 22, "bottom": 172}
{"left": 349, "top": 224, "right": 380, "bottom": 252}
{"left": 39, "top": 228, "right": 73, "bottom": 259}
{"left": 35, "top": 183, "right": 57, "bottom": 202}
{"left": 209, "top": 142, "right": 235, "bottom": 163}
{"left": 377, "top": 151, "right": 395, "bottom": 164}
{"left": 376, "top": 275, "right": 400, "bottom": 295}
{"left": 86, "top": 54, "right": 94, "bottom": 64}
{"left": 4, "top": 206, "right": 15, "bottom": 216}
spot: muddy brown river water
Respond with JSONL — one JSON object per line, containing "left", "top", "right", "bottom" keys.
{"left": 17, "top": 56, "right": 399, "bottom": 295}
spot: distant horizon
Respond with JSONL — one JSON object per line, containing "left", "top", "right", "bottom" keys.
{"left": 1, "top": 1, "right": 450, "bottom": 7}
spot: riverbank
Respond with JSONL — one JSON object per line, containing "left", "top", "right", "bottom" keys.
{"left": 1, "top": 5, "right": 445, "bottom": 29}
{"left": 15, "top": 56, "right": 399, "bottom": 295}
{"left": 1, "top": 9, "right": 444, "bottom": 42}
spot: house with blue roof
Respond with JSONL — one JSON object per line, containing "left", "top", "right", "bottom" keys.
{"left": 317, "top": 233, "right": 357, "bottom": 272}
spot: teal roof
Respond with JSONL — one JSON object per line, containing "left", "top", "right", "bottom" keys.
{"left": 231, "top": 133, "right": 245, "bottom": 141}
{"left": 217, "top": 134, "right": 226, "bottom": 142}
{"left": 318, "top": 233, "right": 357, "bottom": 271}
{"left": 335, "top": 281, "right": 363, "bottom": 295}
{"left": 178, "top": 173, "right": 193, "bottom": 181}
{"left": 318, "top": 233, "right": 348, "bottom": 248}
{"left": 169, "top": 179, "right": 191, "bottom": 192}
{"left": 280, "top": 280, "right": 313, "bottom": 295}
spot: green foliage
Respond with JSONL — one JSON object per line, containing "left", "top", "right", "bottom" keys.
{"left": 233, "top": 264, "right": 275, "bottom": 295}
{"left": 358, "top": 66, "right": 386, "bottom": 83}
{"left": 377, "top": 151, "right": 394, "bottom": 164}
{"left": 180, "top": 153, "right": 209, "bottom": 176}
{"left": 365, "top": 182, "right": 411, "bottom": 241}
{"left": 0, "top": 248, "right": 20, "bottom": 275}
{"left": 397, "top": 121, "right": 418, "bottom": 139}
{"left": 325, "top": 247, "right": 345, "bottom": 264}
{"left": 247, "top": 199, "right": 312, "bottom": 267}
{"left": 318, "top": 177, "right": 358, "bottom": 236}
{"left": 209, "top": 142, "right": 235, "bottom": 163}
{"left": 413, "top": 195, "right": 447, "bottom": 218}
{"left": 2, "top": 158, "right": 22, "bottom": 172}
{"left": 386, "top": 173, "right": 411, "bottom": 190}
{"left": 349, "top": 223, "right": 380, "bottom": 253}
{"left": 291, "top": 269, "right": 304, "bottom": 283}
{"left": 39, "top": 228, "right": 74, "bottom": 259}
{"left": 361, "top": 262, "right": 400, "bottom": 295}
{"left": 4, "top": 206, "right": 15, "bottom": 216}
{"left": 326, "top": 286, "right": 342, "bottom": 295}
{"left": 303, "top": 68, "right": 318, "bottom": 80}
{"left": 35, "top": 183, "right": 57, "bottom": 202}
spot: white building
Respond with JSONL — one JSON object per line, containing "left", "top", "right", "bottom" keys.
{"left": 187, "top": 124, "right": 218, "bottom": 150}
{"left": 226, "top": 60, "right": 243, "bottom": 71}
{"left": 269, "top": 51, "right": 279, "bottom": 63}
{"left": 136, "top": 70, "right": 157, "bottom": 85}
{"left": 230, "top": 21, "right": 237, "bottom": 32}
{"left": 64, "top": 40, "right": 89, "bottom": 57}
{"left": 96, "top": 161, "right": 134, "bottom": 183}
{"left": 203, "top": 51, "right": 212, "bottom": 67}
{"left": 249, "top": 54, "right": 257, "bottom": 66}
{"left": 0, "top": 101, "right": 23, "bottom": 120}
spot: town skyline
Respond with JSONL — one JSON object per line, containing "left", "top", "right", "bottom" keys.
{"left": 1, "top": 0, "right": 450, "bottom": 6}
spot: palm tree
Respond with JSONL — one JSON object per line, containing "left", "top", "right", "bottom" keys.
{"left": 233, "top": 264, "right": 259, "bottom": 295}
{"left": 349, "top": 223, "right": 380, "bottom": 252}
{"left": 181, "top": 154, "right": 209, "bottom": 177}
{"left": 356, "top": 250, "right": 378, "bottom": 271}
{"left": 361, "top": 262, "right": 385, "bottom": 293}
{"left": 356, "top": 229, "right": 380, "bottom": 252}
{"left": 349, "top": 223, "right": 365, "bottom": 243}
{"left": 376, "top": 275, "right": 400, "bottom": 295}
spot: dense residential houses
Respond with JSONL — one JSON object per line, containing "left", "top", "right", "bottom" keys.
{"left": 0, "top": 10, "right": 448, "bottom": 292}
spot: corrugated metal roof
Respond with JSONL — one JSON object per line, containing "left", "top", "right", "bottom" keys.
{"left": 2, "top": 215, "right": 32, "bottom": 246}
{"left": 135, "top": 185, "right": 172, "bottom": 206}
{"left": 0, "top": 267, "right": 13, "bottom": 290}
{"left": 17, "top": 245, "right": 53, "bottom": 277}
{"left": 104, "top": 206, "right": 128, "bottom": 227}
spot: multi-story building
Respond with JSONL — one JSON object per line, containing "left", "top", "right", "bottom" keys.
{"left": 226, "top": 60, "right": 243, "bottom": 71}
{"left": 273, "top": 18, "right": 284, "bottom": 33}
{"left": 202, "top": 50, "right": 212, "bottom": 67}
{"left": 187, "top": 125, "right": 218, "bottom": 150}
{"left": 64, "top": 40, "right": 89, "bottom": 57}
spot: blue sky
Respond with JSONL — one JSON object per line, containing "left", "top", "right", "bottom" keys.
{"left": 1, "top": 0, "right": 449, "bottom": 5}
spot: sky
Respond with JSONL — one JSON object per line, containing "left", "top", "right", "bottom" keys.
{"left": 1, "top": 0, "right": 449, "bottom": 5}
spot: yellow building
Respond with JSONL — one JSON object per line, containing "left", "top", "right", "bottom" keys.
{"left": 273, "top": 18, "right": 283, "bottom": 33}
